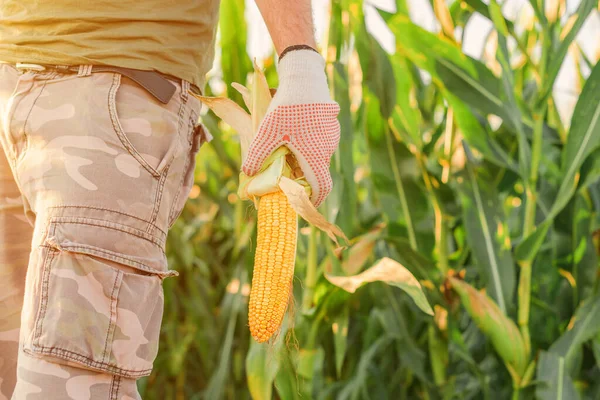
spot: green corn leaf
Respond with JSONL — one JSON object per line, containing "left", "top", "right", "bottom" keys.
{"left": 373, "top": 306, "right": 429, "bottom": 382}
{"left": 338, "top": 336, "right": 392, "bottom": 400}
{"left": 527, "top": 0, "right": 548, "bottom": 28}
{"left": 536, "top": 351, "right": 580, "bottom": 400}
{"left": 333, "top": 306, "right": 350, "bottom": 378}
{"left": 548, "top": 293, "right": 600, "bottom": 374}
{"left": 364, "top": 90, "right": 420, "bottom": 249}
{"left": 489, "top": 0, "right": 530, "bottom": 179}
{"left": 353, "top": 5, "right": 396, "bottom": 118}
{"left": 462, "top": 0, "right": 515, "bottom": 32}
{"left": 445, "top": 91, "right": 517, "bottom": 172}
{"left": 387, "top": 14, "right": 475, "bottom": 77}
{"left": 435, "top": 57, "right": 560, "bottom": 146}
{"left": 579, "top": 148, "right": 600, "bottom": 191}
{"left": 571, "top": 196, "right": 597, "bottom": 303}
{"left": 593, "top": 336, "right": 600, "bottom": 370}
{"left": 555, "top": 61, "right": 600, "bottom": 215}
{"left": 219, "top": 0, "right": 252, "bottom": 105}
{"left": 386, "top": 13, "right": 529, "bottom": 171}
{"left": 540, "top": 0, "right": 596, "bottom": 105}
{"left": 395, "top": 0, "right": 409, "bottom": 15}
{"left": 297, "top": 347, "right": 326, "bottom": 397}
{"left": 389, "top": 54, "right": 422, "bottom": 149}
{"left": 274, "top": 356, "right": 303, "bottom": 400}
{"left": 517, "top": 60, "right": 600, "bottom": 262}
{"left": 449, "top": 277, "right": 528, "bottom": 377}
{"left": 428, "top": 324, "right": 448, "bottom": 386}
{"left": 246, "top": 341, "right": 279, "bottom": 400}
{"left": 205, "top": 284, "right": 242, "bottom": 399}
{"left": 332, "top": 62, "right": 357, "bottom": 235}
{"left": 459, "top": 160, "right": 516, "bottom": 314}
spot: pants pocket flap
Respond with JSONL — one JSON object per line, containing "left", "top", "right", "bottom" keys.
{"left": 45, "top": 217, "right": 176, "bottom": 278}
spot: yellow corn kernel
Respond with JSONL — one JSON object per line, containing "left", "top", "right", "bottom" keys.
{"left": 248, "top": 190, "right": 297, "bottom": 343}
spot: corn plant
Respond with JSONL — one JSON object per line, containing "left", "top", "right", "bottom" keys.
{"left": 141, "top": 0, "right": 600, "bottom": 399}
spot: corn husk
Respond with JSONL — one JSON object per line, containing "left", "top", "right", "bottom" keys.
{"left": 189, "top": 61, "right": 348, "bottom": 247}
{"left": 448, "top": 277, "right": 529, "bottom": 378}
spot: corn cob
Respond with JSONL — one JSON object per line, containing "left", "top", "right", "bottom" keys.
{"left": 248, "top": 189, "right": 297, "bottom": 342}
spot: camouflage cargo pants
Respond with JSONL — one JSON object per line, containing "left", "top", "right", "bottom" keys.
{"left": 0, "top": 63, "right": 208, "bottom": 399}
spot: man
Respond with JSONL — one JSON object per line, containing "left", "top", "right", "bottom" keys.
{"left": 0, "top": 0, "right": 340, "bottom": 398}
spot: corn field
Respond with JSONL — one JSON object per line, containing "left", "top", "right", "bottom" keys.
{"left": 140, "top": 0, "right": 600, "bottom": 399}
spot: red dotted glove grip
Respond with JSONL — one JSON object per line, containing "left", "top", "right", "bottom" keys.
{"left": 242, "top": 103, "right": 341, "bottom": 207}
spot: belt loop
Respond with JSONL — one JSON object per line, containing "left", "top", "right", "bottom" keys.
{"left": 181, "top": 80, "right": 190, "bottom": 102}
{"left": 77, "top": 64, "right": 93, "bottom": 77}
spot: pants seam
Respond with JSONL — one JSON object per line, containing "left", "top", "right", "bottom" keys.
{"left": 101, "top": 271, "right": 122, "bottom": 364}
{"left": 147, "top": 168, "right": 168, "bottom": 230}
{"left": 24, "top": 346, "right": 152, "bottom": 378}
{"left": 50, "top": 218, "right": 164, "bottom": 248}
{"left": 15, "top": 80, "right": 47, "bottom": 167}
{"left": 147, "top": 84, "right": 188, "bottom": 231}
{"left": 33, "top": 219, "right": 58, "bottom": 344}
{"left": 109, "top": 375, "right": 121, "bottom": 400}
{"left": 169, "top": 139, "right": 189, "bottom": 223}
{"left": 168, "top": 154, "right": 189, "bottom": 226}
{"left": 32, "top": 248, "right": 58, "bottom": 344}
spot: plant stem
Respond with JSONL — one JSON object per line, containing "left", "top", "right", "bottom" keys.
{"left": 416, "top": 152, "right": 449, "bottom": 274}
{"left": 523, "top": 31, "right": 548, "bottom": 238}
{"left": 302, "top": 226, "right": 318, "bottom": 311}
{"left": 517, "top": 259, "right": 532, "bottom": 356}
{"left": 441, "top": 108, "right": 454, "bottom": 184}
{"left": 511, "top": 388, "right": 520, "bottom": 400}
{"left": 519, "top": 26, "right": 549, "bottom": 356}
{"left": 548, "top": 96, "right": 567, "bottom": 143}
{"left": 385, "top": 124, "right": 418, "bottom": 251}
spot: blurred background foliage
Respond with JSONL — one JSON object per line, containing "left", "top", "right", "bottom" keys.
{"left": 141, "top": 0, "right": 600, "bottom": 399}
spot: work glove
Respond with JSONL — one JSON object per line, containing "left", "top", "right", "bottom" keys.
{"left": 241, "top": 48, "right": 341, "bottom": 207}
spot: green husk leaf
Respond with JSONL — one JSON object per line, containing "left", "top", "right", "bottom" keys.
{"left": 449, "top": 277, "right": 528, "bottom": 377}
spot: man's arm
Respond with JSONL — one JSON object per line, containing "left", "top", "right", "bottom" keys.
{"left": 254, "top": 0, "right": 317, "bottom": 55}
{"left": 243, "top": 0, "right": 340, "bottom": 207}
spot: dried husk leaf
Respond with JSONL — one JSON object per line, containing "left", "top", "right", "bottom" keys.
{"left": 252, "top": 59, "right": 273, "bottom": 133}
{"left": 325, "top": 257, "right": 433, "bottom": 315}
{"left": 231, "top": 82, "right": 252, "bottom": 112}
{"left": 448, "top": 277, "right": 528, "bottom": 377}
{"left": 278, "top": 176, "right": 347, "bottom": 246}
{"left": 192, "top": 95, "right": 253, "bottom": 161}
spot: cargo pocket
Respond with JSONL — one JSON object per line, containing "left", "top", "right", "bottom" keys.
{"left": 24, "top": 217, "right": 175, "bottom": 378}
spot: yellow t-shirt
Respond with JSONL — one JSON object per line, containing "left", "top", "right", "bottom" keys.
{"left": 0, "top": 1, "right": 220, "bottom": 89}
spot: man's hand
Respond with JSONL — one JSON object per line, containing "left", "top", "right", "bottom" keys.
{"left": 242, "top": 50, "right": 340, "bottom": 207}
{"left": 246, "top": 1, "right": 341, "bottom": 207}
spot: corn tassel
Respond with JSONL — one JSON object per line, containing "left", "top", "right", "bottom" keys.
{"left": 248, "top": 190, "right": 298, "bottom": 342}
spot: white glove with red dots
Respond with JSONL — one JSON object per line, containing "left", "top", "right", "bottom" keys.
{"left": 241, "top": 48, "right": 341, "bottom": 207}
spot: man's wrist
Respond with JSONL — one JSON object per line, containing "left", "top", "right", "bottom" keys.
{"left": 278, "top": 44, "right": 319, "bottom": 61}
{"left": 269, "top": 49, "right": 332, "bottom": 111}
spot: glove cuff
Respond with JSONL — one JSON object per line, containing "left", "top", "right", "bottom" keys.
{"left": 273, "top": 49, "right": 332, "bottom": 107}
{"left": 278, "top": 44, "right": 319, "bottom": 61}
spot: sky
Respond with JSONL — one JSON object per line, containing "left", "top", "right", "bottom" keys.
{"left": 214, "top": 0, "right": 600, "bottom": 125}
